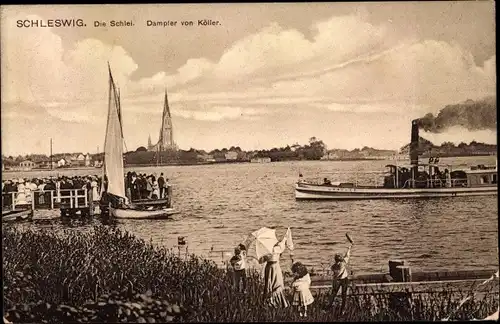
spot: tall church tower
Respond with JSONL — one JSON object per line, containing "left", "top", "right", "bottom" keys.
{"left": 147, "top": 134, "right": 152, "bottom": 150}
{"left": 158, "top": 89, "right": 175, "bottom": 151}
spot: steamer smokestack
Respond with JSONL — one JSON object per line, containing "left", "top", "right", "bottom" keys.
{"left": 410, "top": 119, "right": 419, "bottom": 165}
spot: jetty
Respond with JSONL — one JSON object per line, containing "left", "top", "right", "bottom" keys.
{"left": 2, "top": 189, "right": 98, "bottom": 221}
{"left": 307, "top": 260, "right": 498, "bottom": 294}
{"left": 210, "top": 251, "right": 498, "bottom": 298}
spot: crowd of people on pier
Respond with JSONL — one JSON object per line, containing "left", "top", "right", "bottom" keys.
{"left": 2, "top": 176, "right": 102, "bottom": 207}
{"left": 1, "top": 172, "right": 170, "bottom": 207}
{"left": 124, "top": 172, "right": 170, "bottom": 201}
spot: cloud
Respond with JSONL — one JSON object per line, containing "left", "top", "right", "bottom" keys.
{"left": 1, "top": 10, "right": 496, "bottom": 154}
{"left": 174, "top": 106, "right": 271, "bottom": 121}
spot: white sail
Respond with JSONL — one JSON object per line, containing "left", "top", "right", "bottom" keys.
{"left": 103, "top": 65, "right": 126, "bottom": 198}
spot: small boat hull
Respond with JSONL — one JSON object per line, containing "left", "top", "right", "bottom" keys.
{"left": 109, "top": 206, "right": 177, "bottom": 219}
{"left": 2, "top": 209, "right": 33, "bottom": 222}
{"left": 295, "top": 183, "right": 498, "bottom": 200}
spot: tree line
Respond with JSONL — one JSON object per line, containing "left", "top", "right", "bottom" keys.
{"left": 2, "top": 138, "right": 496, "bottom": 166}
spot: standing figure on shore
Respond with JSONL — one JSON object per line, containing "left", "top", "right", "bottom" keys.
{"left": 146, "top": 175, "right": 153, "bottom": 199}
{"left": 125, "top": 172, "right": 132, "bottom": 201}
{"left": 137, "top": 175, "right": 146, "bottom": 199}
{"left": 230, "top": 244, "right": 247, "bottom": 293}
{"left": 158, "top": 173, "right": 165, "bottom": 198}
{"left": 91, "top": 176, "right": 100, "bottom": 202}
{"left": 291, "top": 262, "right": 314, "bottom": 317}
{"left": 260, "top": 236, "right": 289, "bottom": 308}
{"left": 130, "top": 172, "right": 139, "bottom": 201}
{"left": 16, "top": 179, "right": 27, "bottom": 205}
{"left": 152, "top": 176, "right": 159, "bottom": 199}
{"left": 326, "top": 244, "right": 352, "bottom": 314}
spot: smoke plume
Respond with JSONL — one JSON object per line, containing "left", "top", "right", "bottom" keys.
{"left": 416, "top": 96, "right": 497, "bottom": 133}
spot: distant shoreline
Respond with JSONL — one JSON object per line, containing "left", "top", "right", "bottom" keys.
{"left": 2, "top": 153, "right": 496, "bottom": 174}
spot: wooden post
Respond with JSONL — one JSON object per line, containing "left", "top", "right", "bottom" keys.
{"left": 70, "top": 190, "right": 73, "bottom": 209}
{"left": 89, "top": 189, "right": 94, "bottom": 216}
{"left": 391, "top": 264, "right": 413, "bottom": 320}
{"left": 11, "top": 192, "right": 16, "bottom": 210}
{"left": 389, "top": 260, "right": 406, "bottom": 282}
{"left": 167, "top": 185, "right": 172, "bottom": 207}
{"left": 50, "top": 190, "right": 54, "bottom": 209}
{"left": 397, "top": 266, "right": 412, "bottom": 282}
{"left": 395, "top": 157, "right": 399, "bottom": 188}
{"left": 31, "top": 193, "right": 35, "bottom": 210}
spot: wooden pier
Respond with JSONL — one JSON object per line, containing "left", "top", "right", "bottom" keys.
{"left": 301, "top": 260, "right": 498, "bottom": 304}
{"left": 2, "top": 189, "right": 98, "bottom": 221}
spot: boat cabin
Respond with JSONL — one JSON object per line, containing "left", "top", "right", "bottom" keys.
{"left": 384, "top": 163, "right": 497, "bottom": 189}
{"left": 465, "top": 169, "right": 497, "bottom": 187}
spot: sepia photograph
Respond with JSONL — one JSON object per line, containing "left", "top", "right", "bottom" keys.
{"left": 1, "top": 2, "right": 498, "bottom": 322}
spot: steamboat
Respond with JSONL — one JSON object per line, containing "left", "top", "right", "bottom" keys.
{"left": 295, "top": 120, "right": 497, "bottom": 200}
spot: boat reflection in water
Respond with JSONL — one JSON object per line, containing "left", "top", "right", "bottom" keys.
{"left": 295, "top": 120, "right": 497, "bottom": 200}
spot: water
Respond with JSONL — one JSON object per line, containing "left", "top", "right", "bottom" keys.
{"left": 4, "top": 156, "right": 498, "bottom": 274}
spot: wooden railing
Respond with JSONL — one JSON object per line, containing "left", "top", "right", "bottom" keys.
{"left": 402, "top": 178, "right": 469, "bottom": 189}
{"left": 2, "top": 189, "right": 93, "bottom": 211}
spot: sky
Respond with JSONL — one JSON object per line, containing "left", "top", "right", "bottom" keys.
{"left": 1, "top": 2, "right": 496, "bottom": 156}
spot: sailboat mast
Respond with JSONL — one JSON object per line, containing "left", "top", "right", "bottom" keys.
{"left": 395, "top": 151, "right": 399, "bottom": 188}
{"left": 102, "top": 63, "right": 112, "bottom": 193}
{"left": 50, "top": 138, "right": 53, "bottom": 170}
{"left": 117, "top": 88, "right": 121, "bottom": 124}
{"left": 103, "top": 63, "right": 127, "bottom": 199}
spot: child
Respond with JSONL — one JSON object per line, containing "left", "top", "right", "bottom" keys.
{"left": 291, "top": 262, "right": 314, "bottom": 317}
{"left": 230, "top": 244, "right": 247, "bottom": 293}
{"left": 327, "top": 244, "right": 352, "bottom": 314}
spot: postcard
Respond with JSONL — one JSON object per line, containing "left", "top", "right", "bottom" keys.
{"left": 1, "top": 2, "right": 498, "bottom": 323}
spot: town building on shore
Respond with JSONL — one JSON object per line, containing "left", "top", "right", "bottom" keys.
{"left": 250, "top": 157, "right": 271, "bottom": 163}
{"left": 225, "top": 151, "right": 238, "bottom": 161}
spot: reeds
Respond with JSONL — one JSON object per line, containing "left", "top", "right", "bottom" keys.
{"left": 3, "top": 225, "right": 498, "bottom": 322}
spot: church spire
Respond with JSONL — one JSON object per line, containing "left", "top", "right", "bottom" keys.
{"left": 148, "top": 134, "right": 152, "bottom": 149}
{"left": 159, "top": 88, "right": 174, "bottom": 151}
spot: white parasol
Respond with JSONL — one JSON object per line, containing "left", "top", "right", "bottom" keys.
{"left": 242, "top": 227, "right": 278, "bottom": 261}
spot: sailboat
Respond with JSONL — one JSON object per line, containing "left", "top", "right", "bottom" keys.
{"left": 101, "top": 64, "right": 177, "bottom": 219}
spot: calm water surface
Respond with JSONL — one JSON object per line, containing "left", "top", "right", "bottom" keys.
{"left": 4, "top": 156, "right": 498, "bottom": 274}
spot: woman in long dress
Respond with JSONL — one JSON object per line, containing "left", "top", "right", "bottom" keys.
{"left": 152, "top": 178, "right": 159, "bottom": 199}
{"left": 15, "top": 180, "right": 27, "bottom": 205}
{"left": 91, "top": 177, "right": 100, "bottom": 202}
{"left": 261, "top": 236, "right": 289, "bottom": 308}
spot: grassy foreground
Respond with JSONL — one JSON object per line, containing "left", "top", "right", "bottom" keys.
{"left": 2, "top": 225, "right": 498, "bottom": 322}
